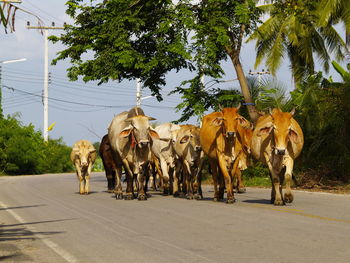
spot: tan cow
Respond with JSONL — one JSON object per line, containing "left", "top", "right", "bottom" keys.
{"left": 251, "top": 108, "right": 304, "bottom": 205}
{"left": 173, "top": 124, "right": 205, "bottom": 200}
{"left": 200, "top": 106, "right": 250, "bottom": 203}
{"left": 151, "top": 123, "right": 181, "bottom": 195}
{"left": 70, "top": 140, "right": 97, "bottom": 195}
{"left": 108, "top": 107, "right": 159, "bottom": 200}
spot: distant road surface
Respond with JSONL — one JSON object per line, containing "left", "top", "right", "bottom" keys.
{"left": 0, "top": 172, "right": 350, "bottom": 263}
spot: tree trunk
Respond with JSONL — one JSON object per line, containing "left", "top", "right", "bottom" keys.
{"left": 230, "top": 56, "right": 259, "bottom": 123}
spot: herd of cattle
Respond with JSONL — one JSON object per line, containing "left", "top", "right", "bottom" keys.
{"left": 70, "top": 105, "right": 304, "bottom": 206}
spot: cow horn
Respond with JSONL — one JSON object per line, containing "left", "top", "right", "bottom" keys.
{"left": 218, "top": 104, "right": 223, "bottom": 111}
{"left": 269, "top": 108, "right": 273, "bottom": 115}
{"left": 290, "top": 108, "right": 296, "bottom": 116}
{"left": 236, "top": 102, "right": 241, "bottom": 110}
{"left": 147, "top": 116, "right": 157, "bottom": 121}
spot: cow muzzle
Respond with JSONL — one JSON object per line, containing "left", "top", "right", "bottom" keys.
{"left": 138, "top": 140, "right": 149, "bottom": 148}
{"left": 226, "top": 132, "right": 236, "bottom": 138}
{"left": 195, "top": 146, "right": 201, "bottom": 152}
{"left": 275, "top": 148, "right": 286, "bottom": 155}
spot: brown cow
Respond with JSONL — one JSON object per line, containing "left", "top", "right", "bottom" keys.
{"left": 70, "top": 140, "right": 97, "bottom": 195}
{"left": 99, "top": 134, "right": 120, "bottom": 193}
{"left": 200, "top": 106, "right": 250, "bottom": 203}
{"left": 251, "top": 108, "right": 304, "bottom": 205}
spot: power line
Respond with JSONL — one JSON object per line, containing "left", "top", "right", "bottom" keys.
{"left": 3, "top": 84, "right": 133, "bottom": 108}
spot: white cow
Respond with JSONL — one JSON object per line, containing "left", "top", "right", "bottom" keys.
{"left": 151, "top": 123, "right": 180, "bottom": 195}
{"left": 70, "top": 140, "right": 96, "bottom": 195}
{"left": 108, "top": 107, "right": 159, "bottom": 200}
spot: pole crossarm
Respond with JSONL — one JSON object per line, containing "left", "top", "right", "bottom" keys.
{"left": 27, "top": 26, "right": 64, "bottom": 30}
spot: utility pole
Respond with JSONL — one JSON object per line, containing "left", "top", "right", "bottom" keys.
{"left": 27, "top": 22, "right": 64, "bottom": 142}
{"left": 136, "top": 78, "right": 141, "bottom": 107}
{"left": 249, "top": 69, "right": 270, "bottom": 86}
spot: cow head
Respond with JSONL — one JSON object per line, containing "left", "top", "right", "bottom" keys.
{"left": 119, "top": 115, "right": 159, "bottom": 148}
{"left": 211, "top": 105, "right": 250, "bottom": 142}
{"left": 257, "top": 108, "right": 300, "bottom": 155}
{"left": 73, "top": 144, "right": 96, "bottom": 168}
{"left": 178, "top": 126, "right": 202, "bottom": 166}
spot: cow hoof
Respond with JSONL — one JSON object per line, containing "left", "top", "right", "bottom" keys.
{"left": 194, "top": 194, "right": 203, "bottom": 200}
{"left": 186, "top": 195, "right": 194, "bottom": 200}
{"left": 107, "top": 189, "right": 114, "bottom": 193}
{"left": 179, "top": 192, "right": 186, "bottom": 198}
{"left": 173, "top": 191, "right": 180, "bottom": 197}
{"left": 274, "top": 199, "right": 284, "bottom": 206}
{"left": 124, "top": 194, "right": 134, "bottom": 200}
{"left": 226, "top": 198, "right": 236, "bottom": 204}
{"left": 115, "top": 193, "right": 123, "bottom": 200}
{"left": 284, "top": 193, "right": 294, "bottom": 203}
{"left": 237, "top": 188, "right": 246, "bottom": 194}
{"left": 213, "top": 197, "right": 222, "bottom": 202}
{"left": 138, "top": 194, "right": 147, "bottom": 201}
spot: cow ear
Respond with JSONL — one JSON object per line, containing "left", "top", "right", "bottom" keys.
{"left": 147, "top": 116, "right": 157, "bottom": 121}
{"left": 290, "top": 108, "right": 296, "bottom": 116}
{"left": 211, "top": 117, "right": 224, "bottom": 126}
{"left": 72, "top": 146, "right": 79, "bottom": 152}
{"left": 149, "top": 129, "right": 160, "bottom": 139}
{"left": 289, "top": 128, "right": 299, "bottom": 143}
{"left": 180, "top": 135, "right": 190, "bottom": 144}
{"left": 119, "top": 127, "right": 133, "bottom": 137}
{"left": 258, "top": 124, "right": 273, "bottom": 136}
{"left": 237, "top": 116, "right": 250, "bottom": 128}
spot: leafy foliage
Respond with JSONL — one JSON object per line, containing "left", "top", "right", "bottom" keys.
{"left": 248, "top": 0, "right": 346, "bottom": 83}
{"left": 52, "top": 0, "right": 261, "bottom": 121}
{"left": 0, "top": 115, "right": 73, "bottom": 175}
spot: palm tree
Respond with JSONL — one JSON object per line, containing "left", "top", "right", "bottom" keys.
{"left": 248, "top": 0, "right": 346, "bottom": 84}
{"left": 318, "top": 0, "right": 350, "bottom": 49}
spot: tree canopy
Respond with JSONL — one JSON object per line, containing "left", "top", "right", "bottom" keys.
{"left": 51, "top": 0, "right": 261, "bottom": 121}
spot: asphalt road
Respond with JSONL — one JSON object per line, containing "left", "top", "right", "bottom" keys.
{"left": 0, "top": 172, "right": 349, "bottom": 263}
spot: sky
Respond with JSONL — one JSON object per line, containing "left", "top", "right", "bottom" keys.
{"left": 0, "top": 0, "right": 346, "bottom": 146}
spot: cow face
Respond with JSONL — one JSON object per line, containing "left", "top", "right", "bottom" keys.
{"left": 211, "top": 106, "right": 250, "bottom": 142}
{"left": 73, "top": 145, "right": 96, "bottom": 168}
{"left": 120, "top": 115, "right": 159, "bottom": 148}
{"left": 179, "top": 127, "right": 202, "bottom": 166}
{"left": 257, "top": 108, "right": 299, "bottom": 155}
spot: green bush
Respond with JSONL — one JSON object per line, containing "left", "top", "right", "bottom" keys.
{"left": 0, "top": 115, "right": 73, "bottom": 175}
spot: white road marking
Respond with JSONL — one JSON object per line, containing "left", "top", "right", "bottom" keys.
{"left": 0, "top": 201, "right": 78, "bottom": 263}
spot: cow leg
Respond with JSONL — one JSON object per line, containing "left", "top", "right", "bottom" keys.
{"left": 209, "top": 159, "right": 221, "bottom": 202}
{"left": 194, "top": 157, "right": 204, "bottom": 200}
{"left": 183, "top": 161, "right": 193, "bottom": 200}
{"left": 84, "top": 163, "right": 93, "bottom": 195}
{"left": 122, "top": 161, "right": 134, "bottom": 200}
{"left": 137, "top": 170, "right": 147, "bottom": 201}
{"left": 75, "top": 163, "right": 84, "bottom": 195}
{"left": 218, "top": 156, "right": 235, "bottom": 204}
{"left": 264, "top": 153, "right": 284, "bottom": 205}
{"left": 160, "top": 158, "right": 170, "bottom": 195}
{"left": 113, "top": 165, "right": 124, "bottom": 199}
{"left": 232, "top": 158, "right": 246, "bottom": 193}
{"left": 283, "top": 156, "right": 294, "bottom": 203}
{"left": 173, "top": 161, "right": 181, "bottom": 197}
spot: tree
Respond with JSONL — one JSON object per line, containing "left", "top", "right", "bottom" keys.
{"left": 0, "top": 2, "right": 43, "bottom": 33}
{"left": 51, "top": 0, "right": 261, "bottom": 122}
{"left": 248, "top": 0, "right": 346, "bottom": 84}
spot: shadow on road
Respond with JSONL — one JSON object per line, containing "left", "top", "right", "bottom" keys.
{"left": 0, "top": 218, "right": 75, "bottom": 242}
{"left": 242, "top": 199, "right": 271, "bottom": 204}
{"left": 0, "top": 204, "right": 46, "bottom": 211}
